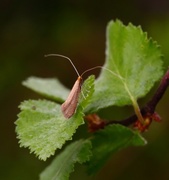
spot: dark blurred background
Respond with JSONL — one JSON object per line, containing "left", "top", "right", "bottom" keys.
{"left": 1, "top": 0, "right": 169, "bottom": 180}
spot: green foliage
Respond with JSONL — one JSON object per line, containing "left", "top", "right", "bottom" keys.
{"left": 86, "top": 20, "right": 163, "bottom": 113}
{"left": 40, "top": 140, "right": 92, "bottom": 180}
{"left": 23, "top": 77, "right": 70, "bottom": 103}
{"left": 15, "top": 20, "right": 164, "bottom": 178}
{"left": 87, "top": 124, "right": 146, "bottom": 174}
{"left": 15, "top": 75, "right": 95, "bottom": 161}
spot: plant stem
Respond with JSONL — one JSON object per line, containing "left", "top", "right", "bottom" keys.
{"left": 146, "top": 68, "right": 169, "bottom": 112}
{"left": 131, "top": 97, "right": 145, "bottom": 124}
{"left": 123, "top": 82, "right": 144, "bottom": 124}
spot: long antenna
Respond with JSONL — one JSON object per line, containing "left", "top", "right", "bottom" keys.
{"left": 81, "top": 66, "right": 120, "bottom": 79}
{"left": 44, "top": 54, "right": 80, "bottom": 77}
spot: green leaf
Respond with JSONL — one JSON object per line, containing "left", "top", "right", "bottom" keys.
{"left": 86, "top": 20, "right": 163, "bottom": 113}
{"left": 15, "top": 75, "right": 95, "bottom": 161}
{"left": 40, "top": 139, "right": 92, "bottom": 180}
{"left": 87, "top": 124, "right": 146, "bottom": 174}
{"left": 79, "top": 75, "right": 95, "bottom": 110}
{"left": 23, "top": 77, "right": 70, "bottom": 103}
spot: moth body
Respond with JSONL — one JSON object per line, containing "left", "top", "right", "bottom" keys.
{"left": 61, "top": 76, "right": 82, "bottom": 118}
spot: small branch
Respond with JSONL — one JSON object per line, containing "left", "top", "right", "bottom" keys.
{"left": 106, "top": 68, "right": 169, "bottom": 127}
{"left": 145, "top": 69, "right": 169, "bottom": 113}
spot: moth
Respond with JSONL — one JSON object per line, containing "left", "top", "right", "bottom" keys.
{"left": 61, "top": 76, "right": 82, "bottom": 118}
{"left": 45, "top": 54, "right": 83, "bottom": 119}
